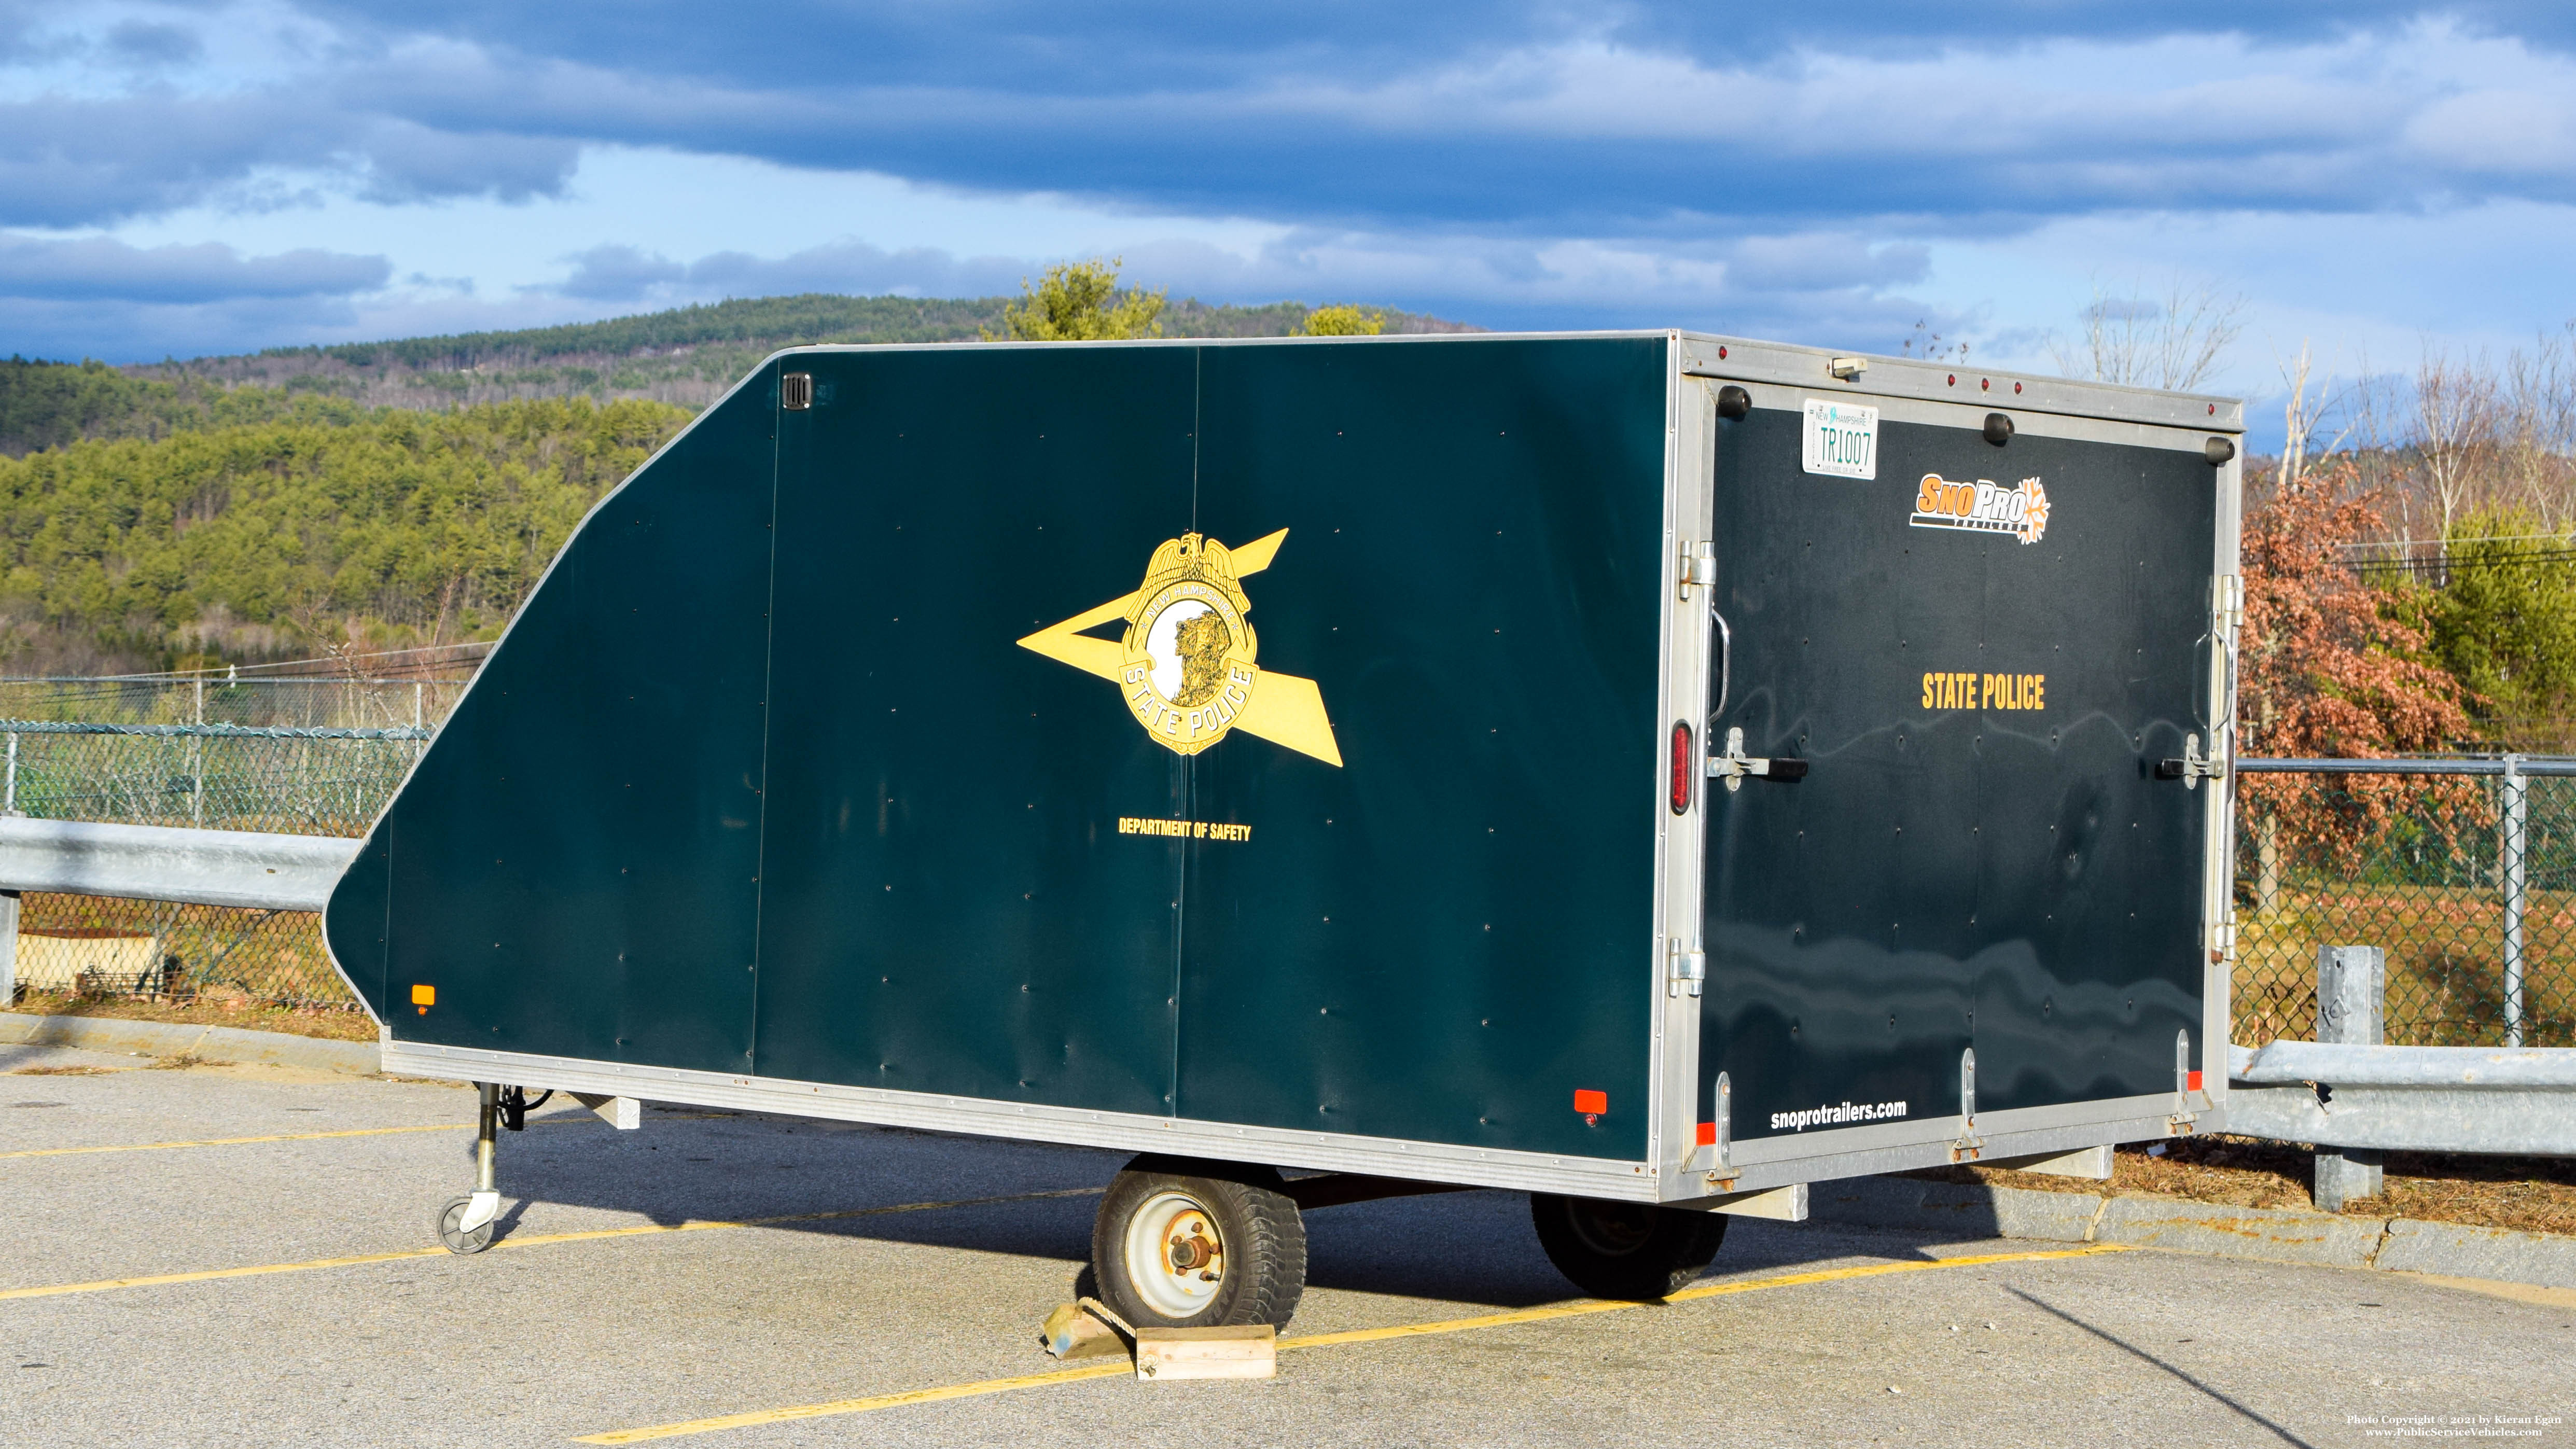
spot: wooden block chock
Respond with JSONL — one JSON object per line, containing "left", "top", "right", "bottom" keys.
{"left": 1039, "top": 1302, "right": 1130, "bottom": 1362}
{"left": 1133, "top": 1324, "right": 1276, "bottom": 1381}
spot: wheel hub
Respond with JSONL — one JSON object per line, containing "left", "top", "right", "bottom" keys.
{"left": 1122, "top": 1190, "right": 1227, "bottom": 1318}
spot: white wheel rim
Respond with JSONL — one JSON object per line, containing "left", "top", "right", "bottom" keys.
{"left": 1121, "top": 1190, "right": 1226, "bottom": 1319}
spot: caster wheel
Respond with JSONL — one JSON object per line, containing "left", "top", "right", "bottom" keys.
{"left": 1530, "top": 1192, "right": 1725, "bottom": 1301}
{"left": 434, "top": 1194, "right": 495, "bottom": 1255}
{"left": 1091, "top": 1156, "right": 1307, "bottom": 1330}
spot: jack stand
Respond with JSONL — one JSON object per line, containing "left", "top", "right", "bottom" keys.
{"left": 434, "top": 1082, "right": 504, "bottom": 1254}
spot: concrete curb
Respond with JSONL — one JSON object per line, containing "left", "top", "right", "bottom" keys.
{"left": 0, "top": 1011, "right": 379, "bottom": 1075}
{"left": 1811, "top": 1173, "right": 2576, "bottom": 1292}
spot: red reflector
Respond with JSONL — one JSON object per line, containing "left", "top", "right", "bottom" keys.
{"left": 2187, "top": 1070, "right": 2204, "bottom": 1093}
{"left": 1695, "top": 1121, "right": 1716, "bottom": 1146}
{"left": 1574, "top": 1089, "right": 1609, "bottom": 1117}
{"left": 1669, "top": 720, "right": 1694, "bottom": 815}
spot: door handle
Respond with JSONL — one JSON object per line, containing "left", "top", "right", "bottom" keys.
{"left": 1709, "top": 601, "right": 1732, "bottom": 721}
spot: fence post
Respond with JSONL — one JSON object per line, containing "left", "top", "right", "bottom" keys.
{"left": 2313, "top": 943, "right": 2385, "bottom": 1210}
{"left": 4, "top": 730, "right": 17, "bottom": 816}
{"left": 190, "top": 677, "right": 205, "bottom": 829}
{"left": 2502, "top": 754, "right": 2527, "bottom": 1050}
{"left": 0, "top": 889, "right": 17, "bottom": 1008}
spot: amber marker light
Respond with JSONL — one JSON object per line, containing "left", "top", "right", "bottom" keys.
{"left": 411, "top": 983, "right": 435, "bottom": 1015}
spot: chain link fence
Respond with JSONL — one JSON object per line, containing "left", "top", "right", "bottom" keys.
{"left": 0, "top": 671, "right": 466, "bottom": 1014}
{"left": 8, "top": 891, "right": 345, "bottom": 1010}
{"left": 3, "top": 721, "right": 427, "bottom": 836}
{"left": 2234, "top": 758, "right": 2576, "bottom": 1049}
{"left": 0, "top": 673, "right": 470, "bottom": 732}
{"left": 1, "top": 720, "right": 414, "bottom": 1013}
{"left": 9, "top": 693, "right": 2572, "bottom": 1041}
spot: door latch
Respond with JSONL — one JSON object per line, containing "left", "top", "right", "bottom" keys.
{"left": 1706, "top": 726, "right": 1809, "bottom": 792}
{"left": 2155, "top": 733, "right": 2224, "bottom": 789}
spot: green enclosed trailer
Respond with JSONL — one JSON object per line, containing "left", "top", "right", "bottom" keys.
{"left": 326, "top": 331, "right": 2245, "bottom": 1323}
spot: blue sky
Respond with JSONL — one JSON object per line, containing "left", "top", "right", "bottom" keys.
{"left": 3, "top": 1, "right": 2574, "bottom": 425}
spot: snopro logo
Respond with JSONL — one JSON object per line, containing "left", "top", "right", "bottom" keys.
{"left": 1910, "top": 473, "right": 2051, "bottom": 545}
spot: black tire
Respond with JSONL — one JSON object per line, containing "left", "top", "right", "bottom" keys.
{"left": 1092, "top": 1156, "right": 1307, "bottom": 1330}
{"left": 434, "top": 1194, "right": 495, "bottom": 1255}
{"left": 1529, "top": 1193, "right": 1725, "bottom": 1300}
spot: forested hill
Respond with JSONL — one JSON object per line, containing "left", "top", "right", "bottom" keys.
{"left": 1, "top": 294, "right": 1471, "bottom": 458}
{"left": 0, "top": 289, "right": 1471, "bottom": 674}
{"left": 128, "top": 294, "right": 1472, "bottom": 421}
{"left": 0, "top": 395, "right": 691, "bottom": 675}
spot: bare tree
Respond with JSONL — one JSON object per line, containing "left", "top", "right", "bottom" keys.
{"left": 2412, "top": 345, "right": 2501, "bottom": 544}
{"left": 2048, "top": 276, "right": 2248, "bottom": 393}
{"left": 2499, "top": 324, "right": 2576, "bottom": 532}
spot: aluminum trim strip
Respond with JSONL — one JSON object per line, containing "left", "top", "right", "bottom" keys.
{"left": 759, "top": 332, "right": 2236, "bottom": 433}
{"left": 1674, "top": 335, "right": 2242, "bottom": 431}
{"left": 1691, "top": 1112, "right": 2197, "bottom": 1197}
{"left": 378, "top": 1041, "right": 1665, "bottom": 1201}
{"left": 1725, "top": 1091, "right": 2190, "bottom": 1168}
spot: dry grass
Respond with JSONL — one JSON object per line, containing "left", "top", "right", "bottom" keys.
{"left": 6, "top": 1064, "right": 118, "bottom": 1076}
{"left": 1911, "top": 1134, "right": 2576, "bottom": 1238}
{"left": 5, "top": 990, "right": 379, "bottom": 1042}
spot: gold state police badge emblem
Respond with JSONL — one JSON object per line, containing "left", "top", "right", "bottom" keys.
{"left": 1018, "top": 528, "right": 1342, "bottom": 766}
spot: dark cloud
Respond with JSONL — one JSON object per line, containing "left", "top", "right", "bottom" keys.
{"left": 8, "top": 4, "right": 2576, "bottom": 240}
{"left": 0, "top": 236, "right": 389, "bottom": 303}
{"left": 286, "top": 2, "right": 2576, "bottom": 92}
{"left": 354, "top": 121, "right": 579, "bottom": 203}
{"left": 105, "top": 20, "right": 203, "bottom": 66}
{"left": 552, "top": 240, "right": 1026, "bottom": 303}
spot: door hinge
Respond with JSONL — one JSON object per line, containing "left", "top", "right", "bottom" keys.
{"left": 1667, "top": 937, "right": 1705, "bottom": 999}
{"left": 2214, "top": 574, "right": 2243, "bottom": 638}
{"left": 2155, "top": 733, "right": 2224, "bottom": 789}
{"left": 1678, "top": 541, "right": 1716, "bottom": 600}
{"left": 1707, "top": 726, "right": 1809, "bottom": 792}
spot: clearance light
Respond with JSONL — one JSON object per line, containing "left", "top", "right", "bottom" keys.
{"left": 1670, "top": 720, "right": 1694, "bottom": 815}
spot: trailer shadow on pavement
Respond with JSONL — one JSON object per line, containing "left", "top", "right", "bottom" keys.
{"left": 458, "top": 1106, "right": 2035, "bottom": 1313}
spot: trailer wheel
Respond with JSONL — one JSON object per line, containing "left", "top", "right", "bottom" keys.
{"left": 1529, "top": 1193, "right": 1725, "bottom": 1301}
{"left": 1092, "top": 1157, "right": 1307, "bottom": 1330}
{"left": 433, "top": 1194, "right": 495, "bottom": 1255}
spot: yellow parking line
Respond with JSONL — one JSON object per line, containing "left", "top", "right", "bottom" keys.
{"left": 573, "top": 1243, "right": 2133, "bottom": 1442}
{"left": 576, "top": 1362, "right": 1140, "bottom": 1442}
{"left": 1, "top": 1122, "right": 467, "bottom": 1160}
{"left": 0, "top": 1110, "right": 740, "bottom": 1161}
{"left": 0, "top": 1186, "right": 1106, "bottom": 1303}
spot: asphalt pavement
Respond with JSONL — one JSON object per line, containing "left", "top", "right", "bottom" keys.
{"left": 5, "top": 1037, "right": 2571, "bottom": 1448}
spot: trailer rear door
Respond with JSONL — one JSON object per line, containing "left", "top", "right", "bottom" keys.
{"left": 1698, "top": 395, "right": 2219, "bottom": 1149}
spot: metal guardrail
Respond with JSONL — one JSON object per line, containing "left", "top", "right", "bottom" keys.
{"left": 0, "top": 819, "right": 361, "bottom": 1007}
{"left": 2, "top": 785, "right": 2570, "bottom": 1169}
{"left": 0, "top": 817, "right": 359, "bottom": 911}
